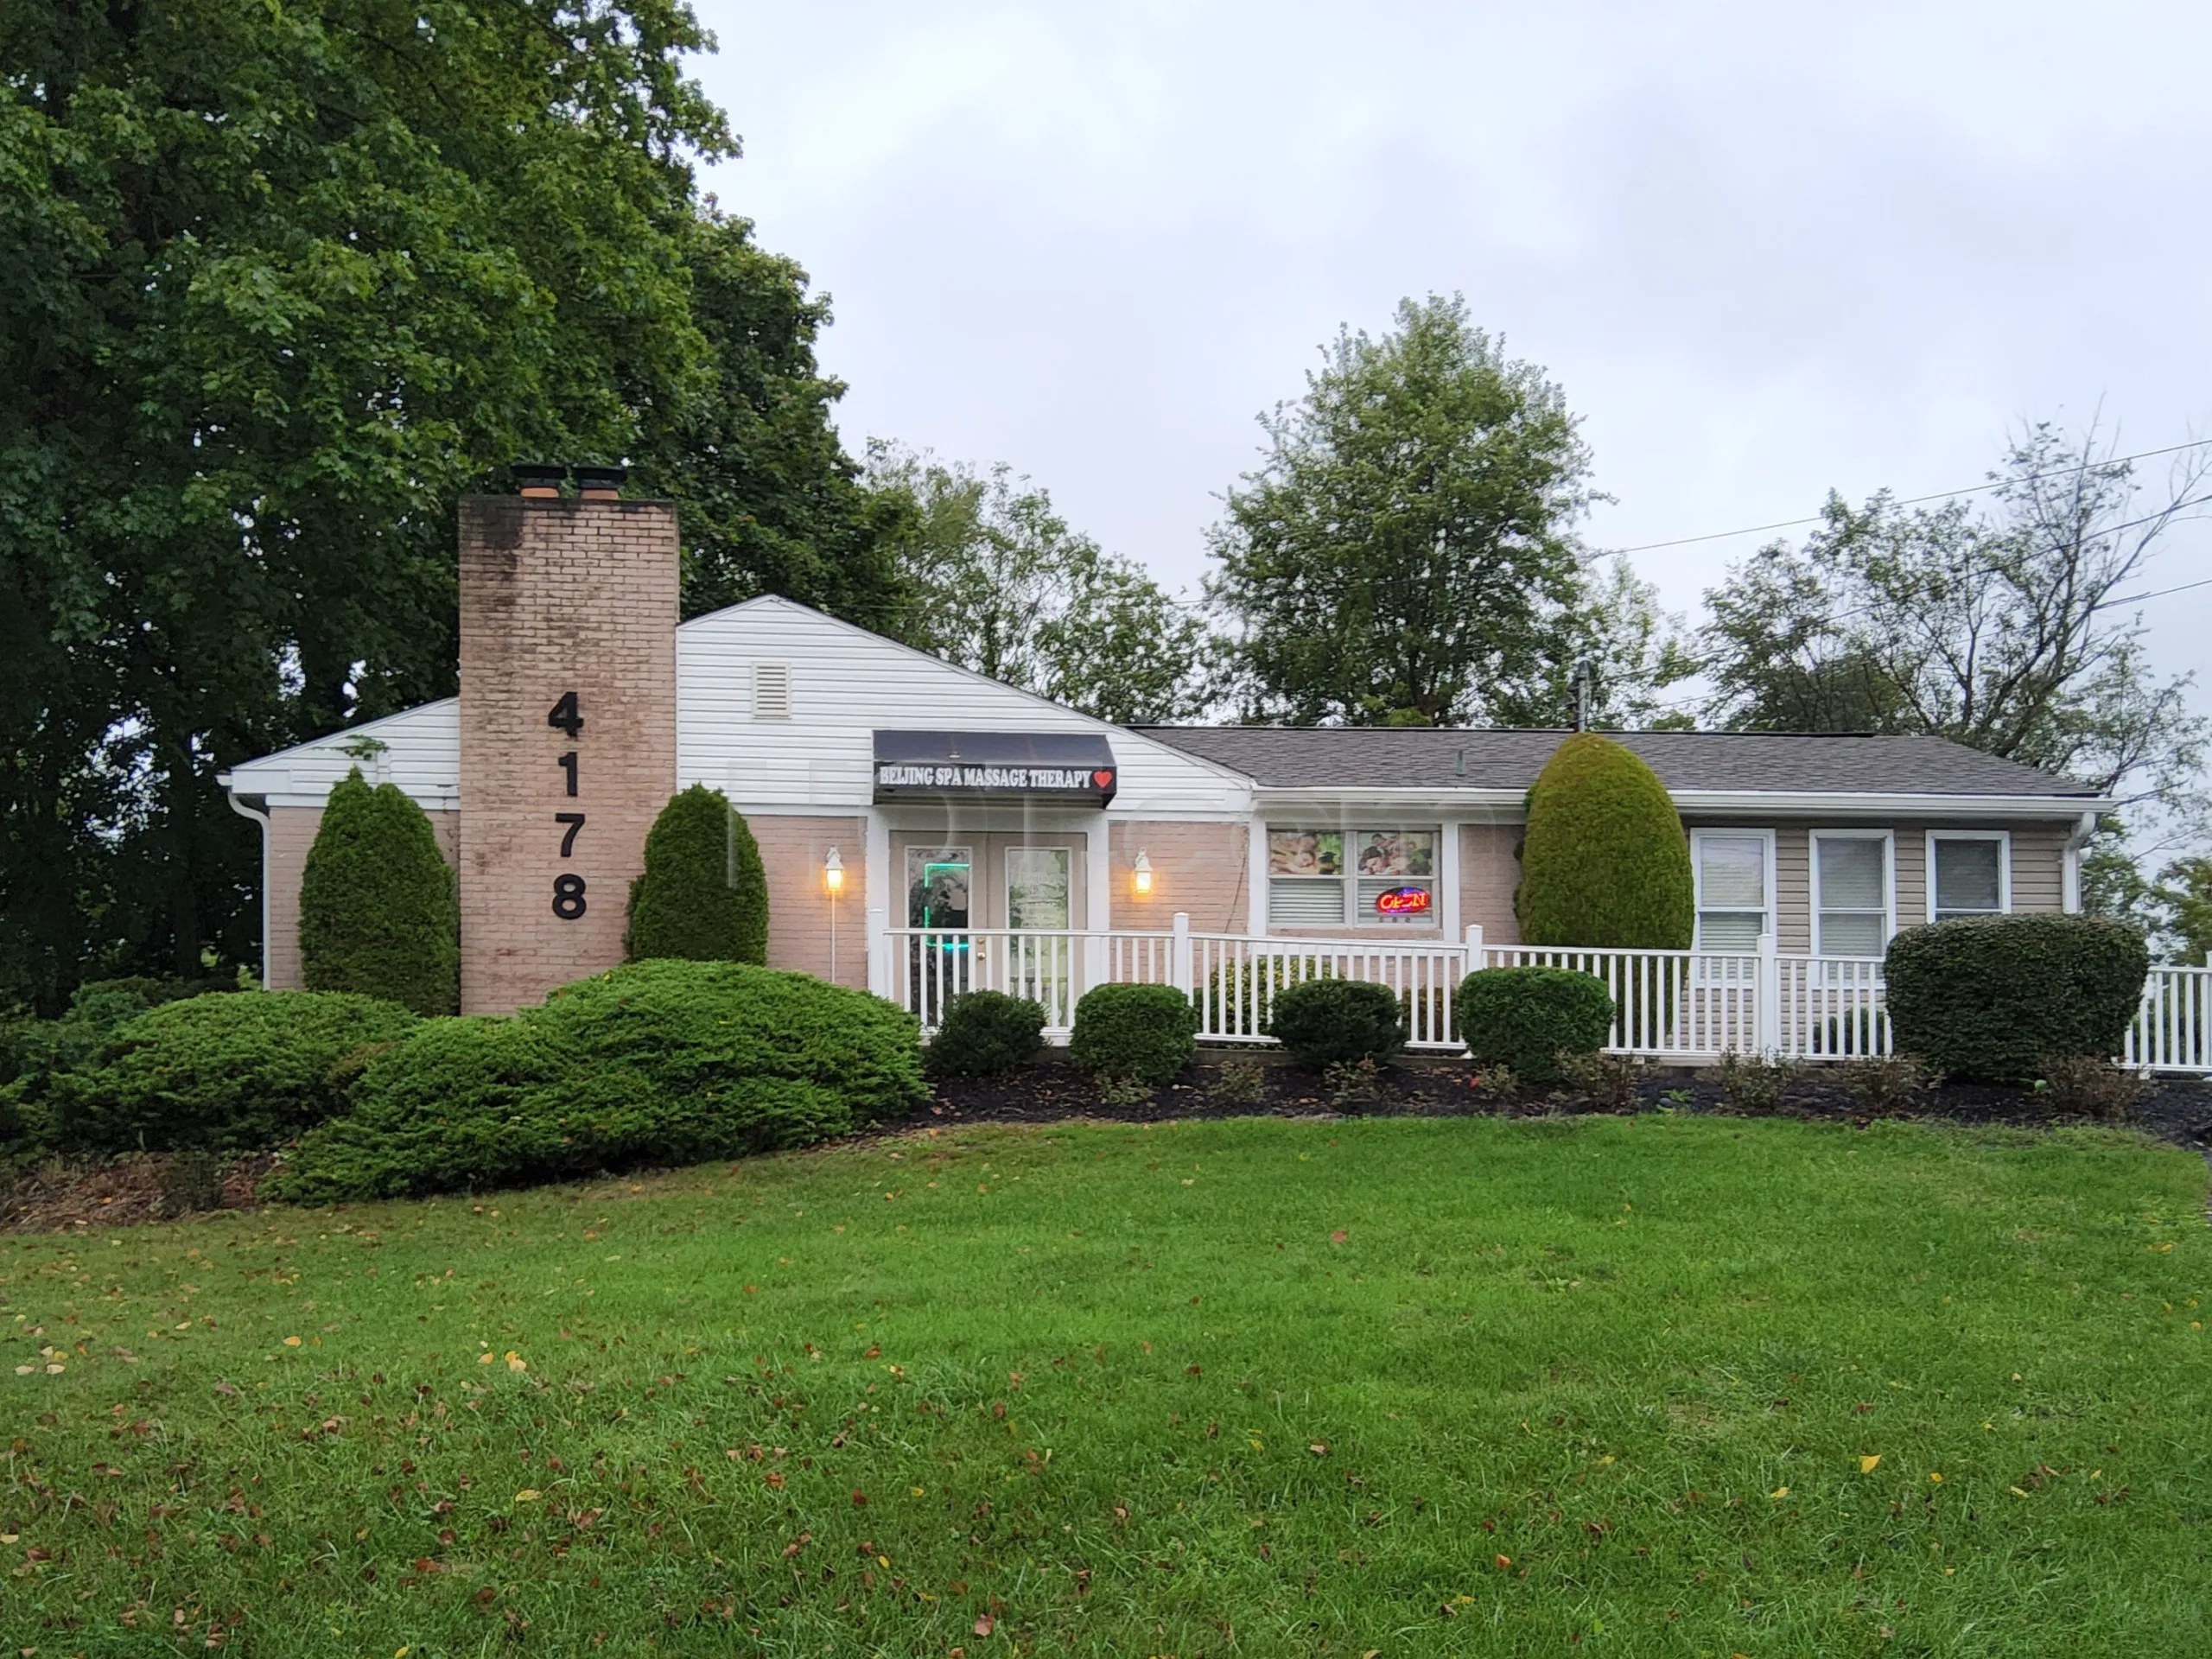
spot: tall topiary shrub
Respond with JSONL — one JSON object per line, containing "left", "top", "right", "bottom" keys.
{"left": 626, "top": 785, "right": 769, "bottom": 963}
{"left": 1516, "top": 734, "right": 1693, "bottom": 948}
{"left": 299, "top": 768, "right": 460, "bottom": 1014}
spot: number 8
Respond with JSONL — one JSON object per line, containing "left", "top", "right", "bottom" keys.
{"left": 552, "top": 873, "right": 588, "bottom": 919}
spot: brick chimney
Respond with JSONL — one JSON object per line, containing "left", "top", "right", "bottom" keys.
{"left": 456, "top": 479, "right": 678, "bottom": 1014}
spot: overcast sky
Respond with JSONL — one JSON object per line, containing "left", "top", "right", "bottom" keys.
{"left": 690, "top": 0, "right": 2212, "bottom": 709}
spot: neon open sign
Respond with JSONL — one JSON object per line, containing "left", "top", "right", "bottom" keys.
{"left": 1375, "top": 885, "right": 1432, "bottom": 915}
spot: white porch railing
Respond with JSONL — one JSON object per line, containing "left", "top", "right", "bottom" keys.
{"left": 877, "top": 917, "right": 2212, "bottom": 1074}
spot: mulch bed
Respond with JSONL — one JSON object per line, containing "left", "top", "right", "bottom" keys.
{"left": 917, "top": 1048, "right": 2212, "bottom": 1147}
{"left": 7, "top": 1055, "right": 2207, "bottom": 1235}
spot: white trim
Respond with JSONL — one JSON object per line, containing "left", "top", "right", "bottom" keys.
{"left": 1924, "top": 829, "right": 2012, "bottom": 922}
{"left": 1690, "top": 827, "right": 1777, "bottom": 950}
{"left": 1244, "top": 809, "right": 1269, "bottom": 936}
{"left": 2062, "top": 810, "right": 2097, "bottom": 914}
{"left": 1809, "top": 828, "right": 1896, "bottom": 957}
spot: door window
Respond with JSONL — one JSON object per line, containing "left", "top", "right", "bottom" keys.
{"left": 1005, "top": 847, "right": 1072, "bottom": 931}
{"left": 906, "top": 847, "right": 972, "bottom": 930}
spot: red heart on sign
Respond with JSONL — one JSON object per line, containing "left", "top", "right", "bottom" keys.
{"left": 1093, "top": 770, "right": 1115, "bottom": 789}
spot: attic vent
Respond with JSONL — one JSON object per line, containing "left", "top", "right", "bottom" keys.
{"left": 753, "top": 663, "right": 792, "bottom": 721}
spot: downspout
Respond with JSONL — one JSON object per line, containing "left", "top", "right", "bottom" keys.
{"left": 2062, "top": 810, "right": 2097, "bottom": 914}
{"left": 226, "top": 791, "right": 273, "bottom": 988}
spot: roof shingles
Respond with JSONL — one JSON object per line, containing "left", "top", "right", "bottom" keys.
{"left": 1131, "top": 727, "right": 2099, "bottom": 798}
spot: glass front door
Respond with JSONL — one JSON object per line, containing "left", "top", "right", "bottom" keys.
{"left": 904, "top": 846, "right": 972, "bottom": 1021}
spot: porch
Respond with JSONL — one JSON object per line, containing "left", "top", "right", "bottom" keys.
{"left": 865, "top": 913, "right": 2212, "bottom": 1074}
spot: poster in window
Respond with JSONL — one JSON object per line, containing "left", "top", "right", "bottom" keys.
{"left": 1268, "top": 830, "right": 1342, "bottom": 877}
{"left": 1006, "top": 848, "right": 1072, "bottom": 931}
{"left": 1354, "top": 830, "right": 1433, "bottom": 877}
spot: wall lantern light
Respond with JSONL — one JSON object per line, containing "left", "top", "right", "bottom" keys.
{"left": 824, "top": 847, "right": 844, "bottom": 894}
{"left": 1132, "top": 849, "right": 1153, "bottom": 896}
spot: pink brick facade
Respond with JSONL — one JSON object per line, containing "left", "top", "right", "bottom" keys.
{"left": 456, "top": 498, "right": 678, "bottom": 1014}
{"left": 750, "top": 815, "right": 869, "bottom": 988}
{"left": 264, "top": 804, "right": 457, "bottom": 990}
{"left": 1108, "top": 819, "right": 1249, "bottom": 931}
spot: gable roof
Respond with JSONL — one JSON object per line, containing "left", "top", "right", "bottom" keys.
{"left": 1133, "top": 726, "right": 2103, "bottom": 800}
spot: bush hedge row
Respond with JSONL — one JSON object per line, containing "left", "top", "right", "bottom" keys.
{"left": 1070, "top": 983, "right": 1198, "bottom": 1084}
{"left": 1458, "top": 966, "right": 1615, "bottom": 1083}
{"left": 1266, "top": 978, "right": 1406, "bottom": 1068}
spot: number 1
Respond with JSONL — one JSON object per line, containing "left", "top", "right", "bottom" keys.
{"left": 557, "top": 751, "right": 577, "bottom": 797}
{"left": 556, "top": 812, "right": 585, "bottom": 857}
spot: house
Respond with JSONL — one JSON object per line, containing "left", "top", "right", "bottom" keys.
{"left": 219, "top": 490, "right": 2108, "bottom": 1027}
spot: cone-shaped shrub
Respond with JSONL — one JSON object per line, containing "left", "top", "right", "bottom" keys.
{"left": 626, "top": 785, "right": 769, "bottom": 963}
{"left": 1516, "top": 734, "right": 1693, "bottom": 948}
{"left": 299, "top": 768, "right": 459, "bottom": 1014}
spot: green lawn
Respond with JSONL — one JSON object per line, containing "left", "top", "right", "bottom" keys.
{"left": 3, "top": 1115, "right": 2208, "bottom": 1656}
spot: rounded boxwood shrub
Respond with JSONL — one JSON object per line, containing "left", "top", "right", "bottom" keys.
{"left": 626, "top": 785, "right": 769, "bottom": 963}
{"left": 1885, "top": 915, "right": 2149, "bottom": 1083}
{"left": 1070, "top": 983, "right": 1198, "bottom": 1084}
{"left": 300, "top": 768, "right": 460, "bottom": 1015}
{"left": 267, "top": 961, "right": 926, "bottom": 1202}
{"left": 928, "top": 990, "right": 1046, "bottom": 1078}
{"left": 1459, "top": 967, "right": 1615, "bottom": 1084}
{"left": 1516, "top": 734, "right": 1693, "bottom": 948}
{"left": 36, "top": 991, "right": 420, "bottom": 1153}
{"left": 1266, "top": 978, "right": 1406, "bottom": 1068}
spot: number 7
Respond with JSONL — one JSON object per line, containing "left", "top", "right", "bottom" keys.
{"left": 555, "top": 812, "right": 585, "bottom": 857}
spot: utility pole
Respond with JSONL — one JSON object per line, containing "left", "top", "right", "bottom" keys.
{"left": 1572, "top": 659, "right": 1595, "bottom": 732}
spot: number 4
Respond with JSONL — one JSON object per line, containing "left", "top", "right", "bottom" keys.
{"left": 547, "top": 690, "right": 582, "bottom": 738}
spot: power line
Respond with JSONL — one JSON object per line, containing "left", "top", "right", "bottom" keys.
{"left": 1605, "top": 436, "right": 2212, "bottom": 556}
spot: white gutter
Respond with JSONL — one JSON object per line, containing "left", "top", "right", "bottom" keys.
{"left": 2062, "top": 809, "right": 2100, "bottom": 912}
{"left": 225, "top": 791, "right": 273, "bottom": 989}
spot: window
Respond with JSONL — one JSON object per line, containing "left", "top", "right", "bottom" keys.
{"left": 1692, "top": 830, "right": 1771, "bottom": 950}
{"left": 1812, "top": 832, "right": 1891, "bottom": 957}
{"left": 1266, "top": 827, "right": 1437, "bottom": 926}
{"left": 1927, "top": 831, "right": 2008, "bottom": 921}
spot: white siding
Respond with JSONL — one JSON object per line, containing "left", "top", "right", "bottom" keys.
{"left": 219, "top": 698, "right": 461, "bottom": 811}
{"left": 675, "top": 598, "right": 1249, "bottom": 818}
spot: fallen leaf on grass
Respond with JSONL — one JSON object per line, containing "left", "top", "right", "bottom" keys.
{"left": 1860, "top": 1455, "right": 1881, "bottom": 1473}
{"left": 1330, "top": 1230, "right": 1349, "bottom": 1244}
{"left": 974, "top": 1613, "right": 995, "bottom": 1636}
{"left": 514, "top": 1490, "right": 540, "bottom": 1503}
{"left": 282, "top": 1337, "right": 301, "bottom": 1348}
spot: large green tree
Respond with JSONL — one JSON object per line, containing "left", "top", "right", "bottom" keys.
{"left": 1205, "top": 294, "right": 1636, "bottom": 727}
{"left": 1, "top": 2, "right": 893, "bottom": 1012}
{"left": 1698, "top": 425, "right": 2211, "bottom": 914}
{"left": 868, "top": 444, "right": 1217, "bottom": 724}
{"left": 638, "top": 211, "right": 912, "bottom": 626}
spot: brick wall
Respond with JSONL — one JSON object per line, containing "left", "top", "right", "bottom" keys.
{"left": 264, "top": 804, "right": 455, "bottom": 990}
{"left": 750, "top": 814, "right": 868, "bottom": 988}
{"left": 1108, "top": 820, "right": 1249, "bottom": 931}
{"left": 456, "top": 497, "right": 678, "bottom": 1014}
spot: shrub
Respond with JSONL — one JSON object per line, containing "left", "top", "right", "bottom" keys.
{"left": 1322, "top": 1056, "right": 1383, "bottom": 1110}
{"left": 927, "top": 991, "right": 1046, "bottom": 1078}
{"left": 1070, "top": 983, "right": 1198, "bottom": 1084}
{"left": 1459, "top": 967, "right": 1614, "bottom": 1084}
{"left": 1557, "top": 1050, "right": 1645, "bottom": 1113}
{"left": 35, "top": 992, "right": 420, "bottom": 1153}
{"left": 1885, "top": 916, "right": 2149, "bottom": 1083}
{"left": 1266, "top": 978, "right": 1406, "bottom": 1068}
{"left": 626, "top": 785, "right": 768, "bottom": 963}
{"left": 266, "top": 962, "right": 927, "bottom": 1202}
{"left": 533, "top": 961, "right": 924, "bottom": 1127}
{"left": 1209, "top": 1057, "right": 1268, "bottom": 1106}
{"left": 1718, "top": 1050, "right": 1799, "bottom": 1113}
{"left": 1835, "top": 1053, "right": 1934, "bottom": 1115}
{"left": 299, "top": 768, "right": 460, "bottom": 1014}
{"left": 1516, "top": 733, "right": 1693, "bottom": 948}
{"left": 2034, "top": 1055, "right": 2145, "bottom": 1121}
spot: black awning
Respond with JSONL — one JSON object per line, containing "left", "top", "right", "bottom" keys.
{"left": 873, "top": 730, "right": 1118, "bottom": 804}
